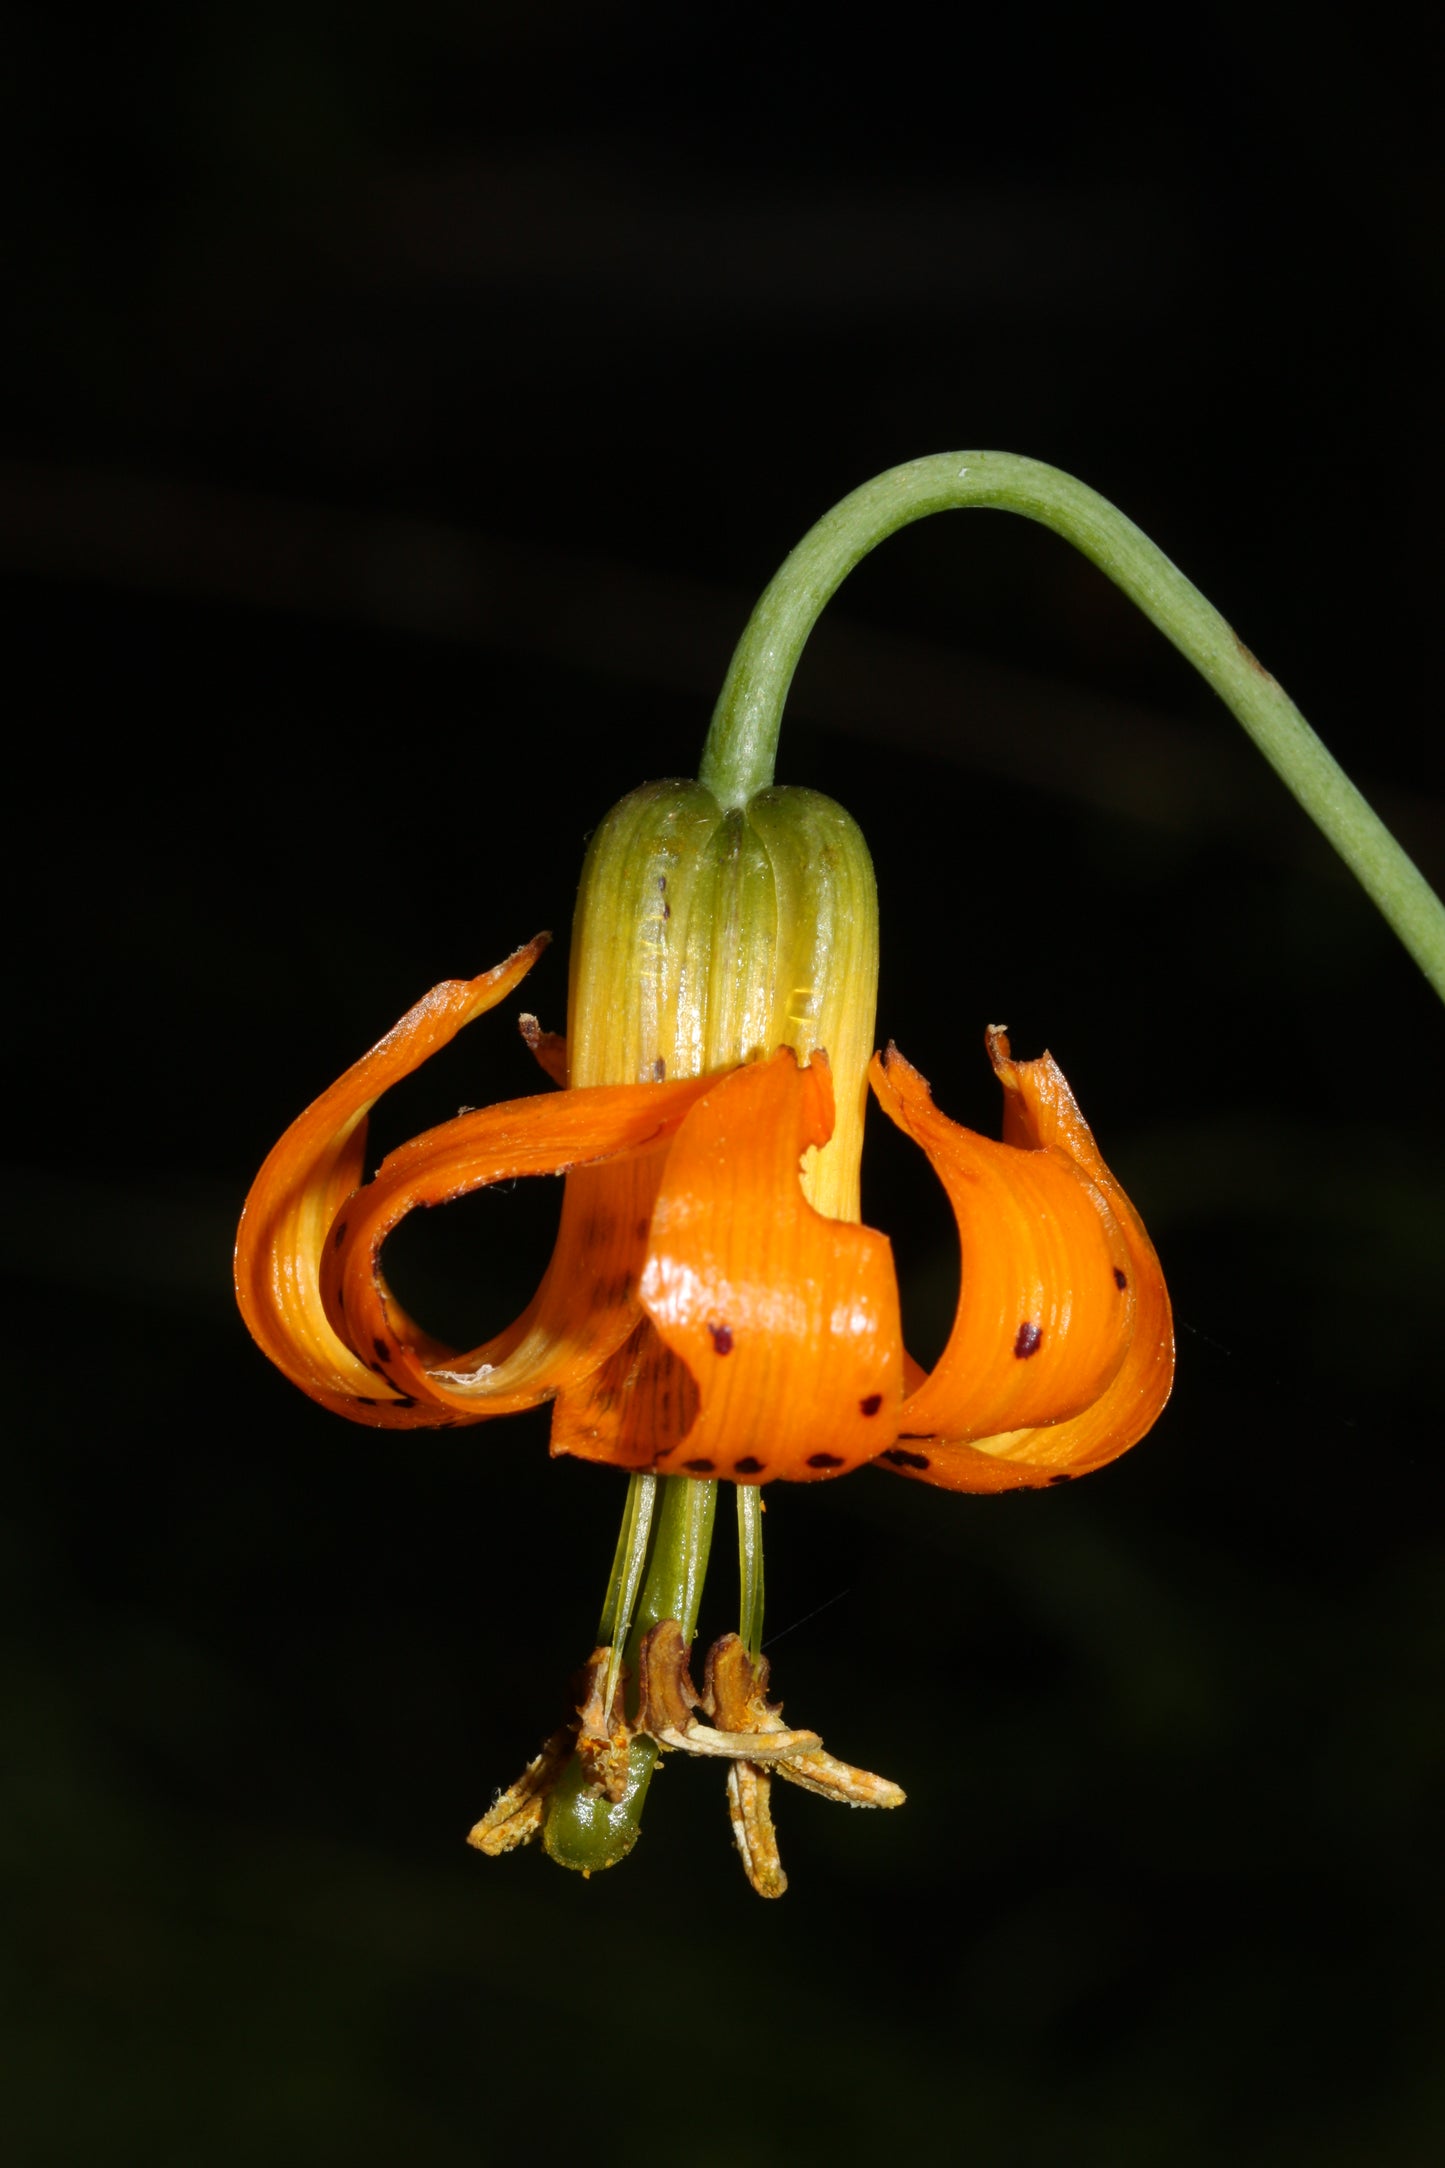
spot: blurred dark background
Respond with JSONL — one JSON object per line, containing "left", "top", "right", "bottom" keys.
{"left": 5, "top": 5, "right": 1444, "bottom": 2163}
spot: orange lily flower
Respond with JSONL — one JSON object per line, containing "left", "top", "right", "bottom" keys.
{"left": 237, "top": 578, "right": 1177, "bottom": 1905}
{"left": 235, "top": 768, "right": 1173, "bottom": 1896}
{"left": 235, "top": 945, "right": 1171, "bottom": 1494}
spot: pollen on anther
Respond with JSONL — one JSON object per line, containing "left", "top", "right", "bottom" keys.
{"left": 1013, "top": 1321, "right": 1043, "bottom": 1359}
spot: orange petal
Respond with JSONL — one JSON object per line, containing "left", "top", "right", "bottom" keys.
{"left": 623, "top": 1049, "right": 903, "bottom": 1483}
{"left": 871, "top": 1034, "right": 1173, "bottom": 1493}
{"left": 548, "top": 1318, "right": 700, "bottom": 1472}
{"left": 325, "top": 1075, "right": 714, "bottom": 1418}
{"left": 871, "top": 1044, "right": 1133, "bottom": 1440}
{"left": 234, "top": 938, "right": 547, "bottom": 1429}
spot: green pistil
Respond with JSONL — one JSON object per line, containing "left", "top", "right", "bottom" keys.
{"left": 541, "top": 1474, "right": 718, "bottom": 1872}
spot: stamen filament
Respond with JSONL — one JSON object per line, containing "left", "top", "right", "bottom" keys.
{"left": 596, "top": 1470, "right": 656, "bottom": 1724}
{"left": 737, "top": 1482, "right": 765, "bottom": 1662}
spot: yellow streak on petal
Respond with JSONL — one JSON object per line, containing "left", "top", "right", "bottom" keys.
{"left": 233, "top": 939, "right": 546, "bottom": 1428}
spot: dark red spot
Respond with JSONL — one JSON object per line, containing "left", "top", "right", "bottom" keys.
{"left": 707, "top": 1321, "right": 734, "bottom": 1355}
{"left": 652, "top": 1056, "right": 667, "bottom": 1081}
{"left": 333, "top": 1221, "right": 347, "bottom": 1249}
{"left": 859, "top": 1392, "right": 883, "bottom": 1417}
{"left": 1113, "top": 1267, "right": 1128, "bottom": 1290}
{"left": 883, "top": 1447, "right": 930, "bottom": 1471}
{"left": 356, "top": 1397, "right": 377, "bottom": 1408}
{"left": 807, "top": 1452, "right": 844, "bottom": 1469}
{"left": 373, "top": 1337, "right": 391, "bottom": 1361}
{"left": 1014, "top": 1321, "right": 1043, "bottom": 1359}
{"left": 391, "top": 1393, "right": 416, "bottom": 1408}
{"left": 683, "top": 1457, "right": 715, "bottom": 1473}
{"left": 734, "top": 1455, "right": 765, "bottom": 1475}
{"left": 1048, "top": 1473, "right": 1072, "bottom": 1485}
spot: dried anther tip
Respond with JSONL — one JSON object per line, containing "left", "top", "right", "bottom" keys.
{"left": 467, "top": 1726, "right": 575, "bottom": 1856}
{"left": 727, "top": 1759, "right": 788, "bottom": 1900}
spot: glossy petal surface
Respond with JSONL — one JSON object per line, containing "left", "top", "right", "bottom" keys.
{"left": 628, "top": 1050, "right": 903, "bottom": 1482}
{"left": 870, "top": 1036, "right": 1172, "bottom": 1492}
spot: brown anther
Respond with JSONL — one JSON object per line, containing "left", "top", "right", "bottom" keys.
{"left": 635, "top": 1619, "right": 704, "bottom": 1740}
{"left": 704, "top": 1632, "right": 783, "bottom": 1730}
{"left": 466, "top": 1726, "right": 575, "bottom": 1855}
{"left": 638, "top": 1621, "right": 820, "bottom": 1759}
{"left": 704, "top": 1631, "right": 906, "bottom": 1807}
{"left": 573, "top": 1645, "right": 636, "bottom": 1804}
{"left": 726, "top": 1759, "right": 788, "bottom": 1899}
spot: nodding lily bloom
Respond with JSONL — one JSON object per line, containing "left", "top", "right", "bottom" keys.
{"left": 236, "top": 787, "right": 1170, "bottom": 1490}
{"left": 236, "top": 773, "right": 1173, "bottom": 1894}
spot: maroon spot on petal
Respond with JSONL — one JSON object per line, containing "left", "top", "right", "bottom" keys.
{"left": 356, "top": 1397, "right": 377, "bottom": 1408}
{"left": 883, "top": 1447, "right": 931, "bottom": 1471}
{"left": 807, "top": 1452, "right": 844, "bottom": 1469}
{"left": 652, "top": 1056, "right": 667, "bottom": 1080}
{"left": 373, "top": 1336, "right": 391, "bottom": 1362}
{"left": 1048, "top": 1473, "right": 1073, "bottom": 1485}
{"left": 333, "top": 1221, "right": 347, "bottom": 1250}
{"left": 707, "top": 1321, "right": 734, "bottom": 1355}
{"left": 1013, "top": 1321, "right": 1043, "bottom": 1359}
{"left": 734, "top": 1455, "right": 765, "bottom": 1475}
{"left": 859, "top": 1392, "right": 883, "bottom": 1417}
{"left": 683, "top": 1457, "right": 715, "bottom": 1473}
{"left": 1113, "top": 1267, "right": 1128, "bottom": 1290}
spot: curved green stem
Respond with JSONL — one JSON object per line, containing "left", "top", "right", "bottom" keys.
{"left": 542, "top": 1476, "right": 717, "bottom": 1872}
{"left": 698, "top": 451, "right": 1445, "bottom": 1003}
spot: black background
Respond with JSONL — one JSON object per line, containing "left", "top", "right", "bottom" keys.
{"left": 6, "top": 6, "right": 1444, "bottom": 2163}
